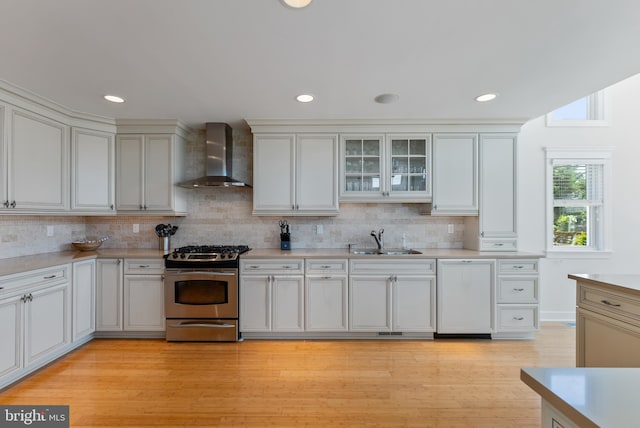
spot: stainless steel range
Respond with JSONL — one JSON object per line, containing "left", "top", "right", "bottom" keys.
{"left": 163, "top": 245, "right": 250, "bottom": 342}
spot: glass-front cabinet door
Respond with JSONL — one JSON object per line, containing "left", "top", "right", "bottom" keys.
{"left": 342, "top": 135, "right": 384, "bottom": 198}
{"left": 340, "top": 133, "right": 431, "bottom": 202}
{"left": 388, "top": 135, "right": 431, "bottom": 199}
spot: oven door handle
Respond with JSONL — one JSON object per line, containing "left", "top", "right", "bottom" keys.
{"left": 169, "top": 321, "right": 235, "bottom": 328}
{"left": 166, "top": 271, "right": 237, "bottom": 276}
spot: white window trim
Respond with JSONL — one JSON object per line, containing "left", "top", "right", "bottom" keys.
{"left": 544, "top": 147, "right": 613, "bottom": 259}
{"left": 545, "top": 90, "right": 610, "bottom": 127}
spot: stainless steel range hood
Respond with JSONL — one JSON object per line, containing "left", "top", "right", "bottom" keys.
{"left": 178, "top": 123, "right": 250, "bottom": 188}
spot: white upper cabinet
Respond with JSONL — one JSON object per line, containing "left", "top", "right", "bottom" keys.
{"left": 115, "top": 123, "right": 188, "bottom": 215}
{"left": 3, "top": 107, "right": 69, "bottom": 212}
{"left": 340, "top": 134, "right": 431, "bottom": 202}
{"left": 463, "top": 134, "right": 518, "bottom": 251}
{"left": 479, "top": 134, "right": 518, "bottom": 249}
{"left": 252, "top": 133, "right": 338, "bottom": 216}
{"left": 431, "top": 133, "right": 478, "bottom": 215}
{"left": 71, "top": 127, "right": 115, "bottom": 213}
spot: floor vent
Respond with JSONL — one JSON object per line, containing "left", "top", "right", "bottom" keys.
{"left": 377, "top": 332, "right": 403, "bottom": 336}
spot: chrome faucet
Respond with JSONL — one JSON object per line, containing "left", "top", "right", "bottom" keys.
{"left": 371, "top": 228, "right": 384, "bottom": 249}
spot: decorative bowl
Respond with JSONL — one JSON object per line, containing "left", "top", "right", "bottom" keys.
{"left": 72, "top": 237, "right": 108, "bottom": 251}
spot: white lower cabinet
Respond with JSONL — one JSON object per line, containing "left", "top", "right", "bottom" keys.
{"left": 240, "top": 259, "right": 305, "bottom": 332}
{"left": 96, "top": 258, "right": 164, "bottom": 335}
{"left": 0, "top": 264, "right": 71, "bottom": 389}
{"left": 494, "top": 259, "right": 539, "bottom": 339}
{"left": 72, "top": 259, "right": 96, "bottom": 342}
{"left": 96, "top": 258, "right": 123, "bottom": 331}
{"left": 437, "top": 259, "right": 494, "bottom": 334}
{"left": 350, "top": 275, "right": 392, "bottom": 331}
{"left": 124, "top": 274, "right": 165, "bottom": 331}
{"left": 305, "top": 259, "right": 348, "bottom": 332}
{"left": 349, "top": 259, "right": 436, "bottom": 333}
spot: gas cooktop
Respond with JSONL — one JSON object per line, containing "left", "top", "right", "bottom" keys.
{"left": 165, "top": 245, "right": 251, "bottom": 268}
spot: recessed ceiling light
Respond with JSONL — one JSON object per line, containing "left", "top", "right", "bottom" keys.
{"left": 281, "top": 0, "right": 312, "bottom": 8}
{"left": 296, "top": 94, "right": 314, "bottom": 103}
{"left": 475, "top": 93, "right": 498, "bottom": 102}
{"left": 374, "top": 93, "right": 400, "bottom": 104}
{"left": 104, "top": 94, "right": 125, "bottom": 103}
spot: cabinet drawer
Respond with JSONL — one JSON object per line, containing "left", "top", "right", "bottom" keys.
{"left": 124, "top": 259, "right": 164, "bottom": 275}
{"left": 0, "top": 264, "right": 70, "bottom": 296}
{"left": 578, "top": 284, "right": 640, "bottom": 322}
{"left": 241, "top": 259, "right": 304, "bottom": 275}
{"left": 496, "top": 305, "right": 539, "bottom": 331}
{"left": 305, "top": 259, "right": 348, "bottom": 274}
{"left": 497, "top": 277, "right": 538, "bottom": 303}
{"left": 350, "top": 259, "right": 436, "bottom": 275}
{"left": 498, "top": 259, "right": 539, "bottom": 274}
{"left": 480, "top": 239, "right": 518, "bottom": 252}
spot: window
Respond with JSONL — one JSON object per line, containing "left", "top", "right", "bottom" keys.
{"left": 545, "top": 147, "right": 612, "bottom": 256}
{"left": 546, "top": 91, "right": 609, "bottom": 127}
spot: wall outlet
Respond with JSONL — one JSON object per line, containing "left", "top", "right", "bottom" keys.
{"left": 133, "top": 224, "right": 139, "bottom": 233}
{"left": 447, "top": 224, "right": 454, "bottom": 234}
{"left": 46, "top": 225, "right": 54, "bottom": 237}
{"left": 316, "top": 224, "right": 324, "bottom": 235}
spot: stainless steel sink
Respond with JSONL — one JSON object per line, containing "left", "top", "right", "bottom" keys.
{"left": 351, "top": 248, "right": 422, "bottom": 255}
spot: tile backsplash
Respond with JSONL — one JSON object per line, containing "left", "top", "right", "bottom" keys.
{"left": 0, "top": 128, "right": 464, "bottom": 259}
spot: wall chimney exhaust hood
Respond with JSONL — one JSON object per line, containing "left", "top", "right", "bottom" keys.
{"left": 178, "top": 123, "right": 251, "bottom": 188}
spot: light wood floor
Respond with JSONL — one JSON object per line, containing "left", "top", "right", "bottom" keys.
{"left": 0, "top": 323, "right": 575, "bottom": 427}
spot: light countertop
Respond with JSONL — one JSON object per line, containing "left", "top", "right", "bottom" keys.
{"left": 0, "top": 248, "right": 543, "bottom": 278}
{"left": 568, "top": 273, "right": 640, "bottom": 296}
{"left": 0, "top": 249, "right": 167, "bottom": 277}
{"left": 243, "top": 248, "right": 542, "bottom": 259}
{"left": 521, "top": 367, "right": 640, "bottom": 428}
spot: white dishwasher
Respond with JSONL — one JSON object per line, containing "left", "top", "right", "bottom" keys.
{"left": 436, "top": 259, "right": 495, "bottom": 335}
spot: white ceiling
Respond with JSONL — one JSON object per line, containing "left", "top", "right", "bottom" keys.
{"left": 1, "top": 0, "right": 639, "bottom": 130}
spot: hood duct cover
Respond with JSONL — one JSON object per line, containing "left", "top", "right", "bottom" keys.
{"left": 178, "top": 123, "right": 251, "bottom": 188}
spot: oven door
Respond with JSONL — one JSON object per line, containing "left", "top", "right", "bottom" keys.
{"left": 164, "top": 269, "right": 238, "bottom": 319}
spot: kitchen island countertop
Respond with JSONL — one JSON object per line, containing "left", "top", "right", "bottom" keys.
{"left": 568, "top": 273, "right": 640, "bottom": 297}
{"left": 521, "top": 367, "right": 640, "bottom": 428}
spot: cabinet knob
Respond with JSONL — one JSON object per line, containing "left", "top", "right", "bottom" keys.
{"left": 10, "top": 201, "right": 16, "bottom": 208}
{"left": 110, "top": 204, "right": 114, "bottom": 210}
{"left": 2, "top": 200, "right": 8, "bottom": 208}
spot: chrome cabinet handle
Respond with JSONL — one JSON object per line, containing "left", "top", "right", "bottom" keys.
{"left": 513, "top": 316, "right": 525, "bottom": 321}
{"left": 138, "top": 265, "right": 150, "bottom": 268}
{"left": 513, "top": 265, "right": 524, "bottom": 269}
{"left": 321, "top": 265, "right": 332, "bottom": 269}
{"left": 601, "top": 300, "right": 621, "bottom": 307}
{"left": 494, "top": 243, "right": 504, "bottom": 247}
{"left": 513, "top": 288, "right": 525, "bottom": 292}
{"left": 44, "top": 275, "right": 57, "bottom": 279}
